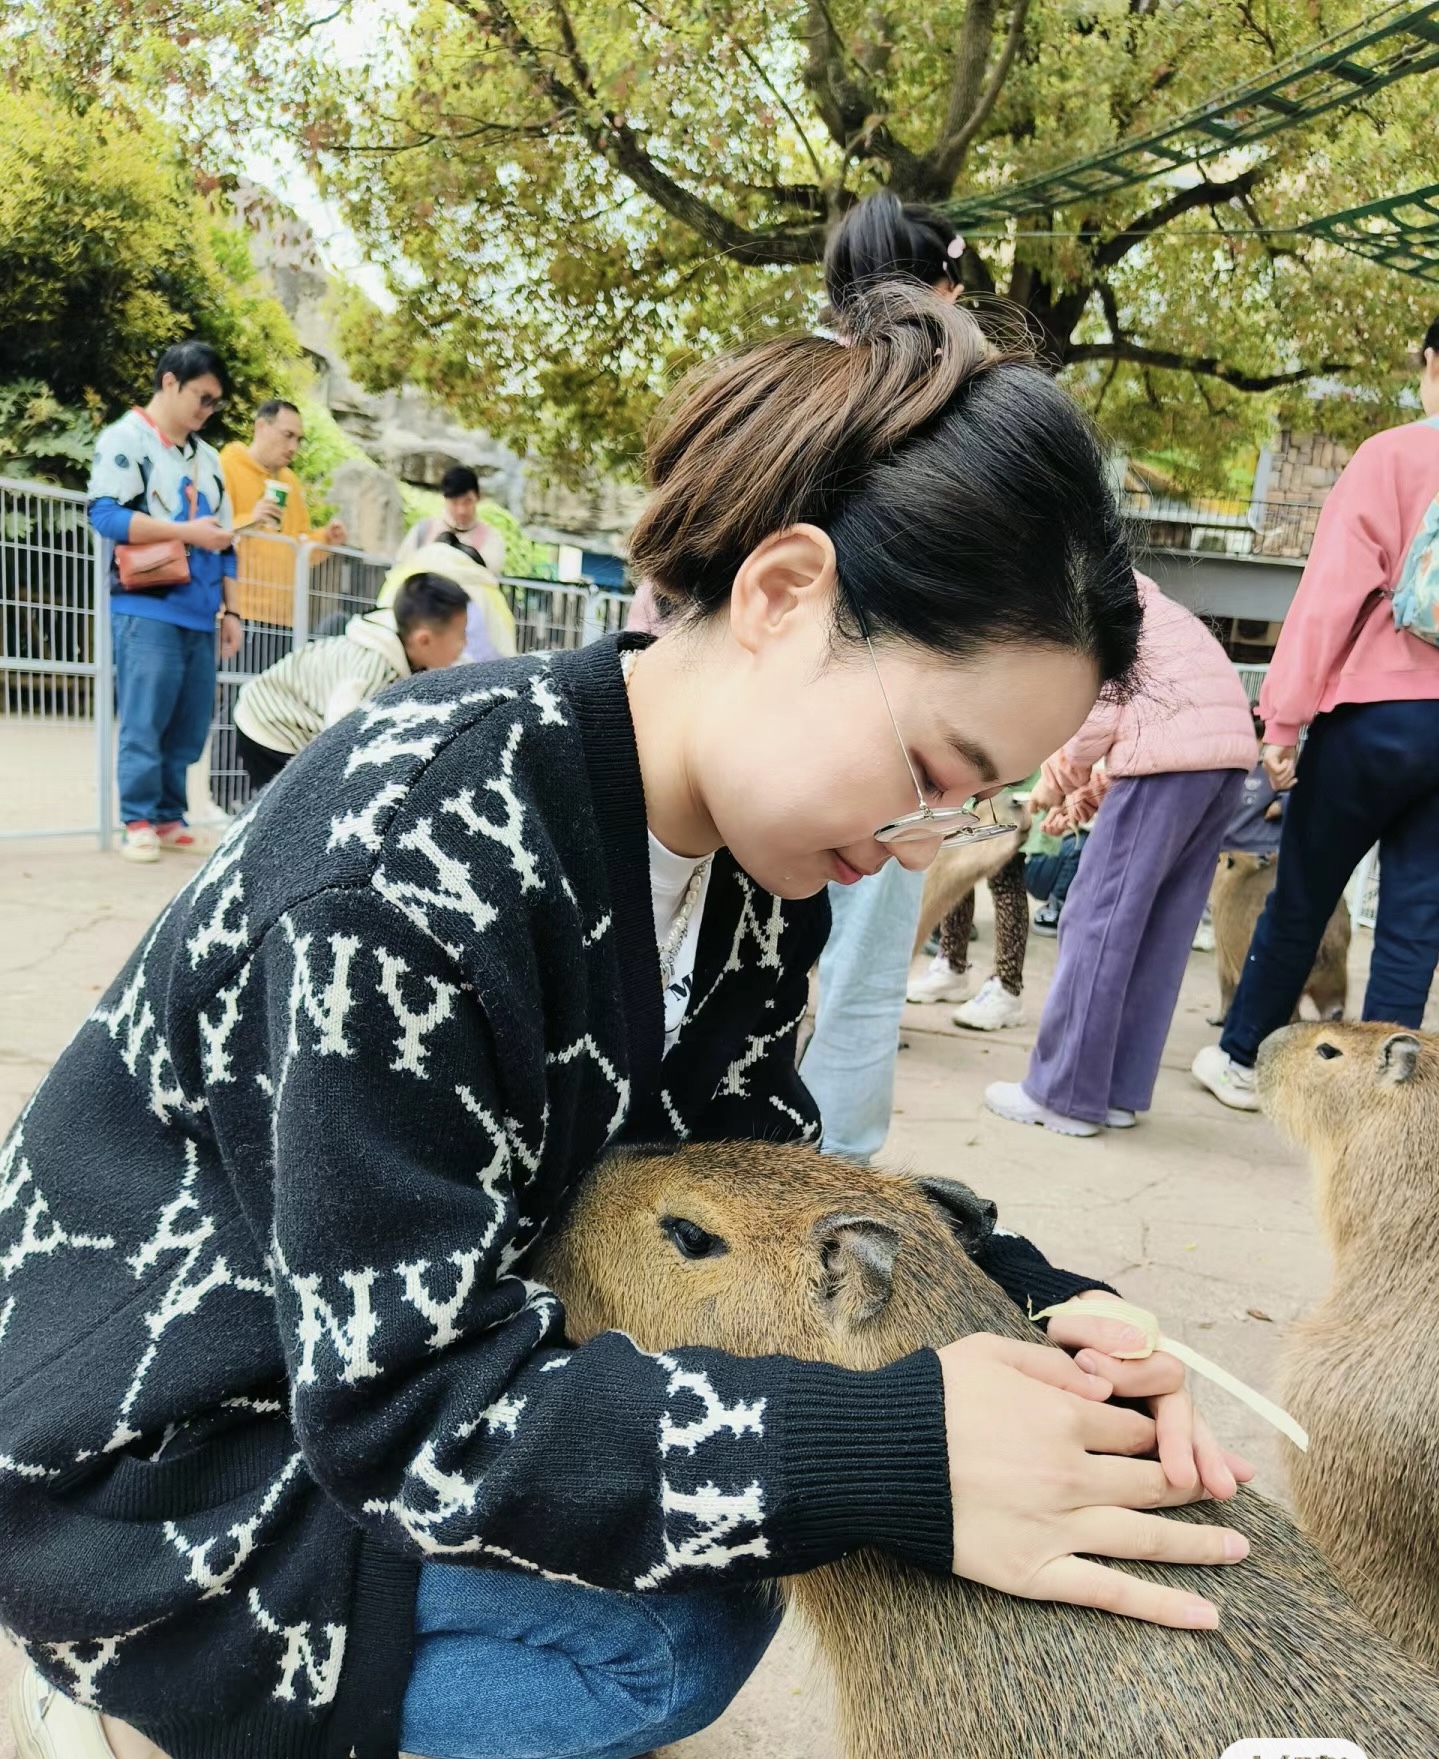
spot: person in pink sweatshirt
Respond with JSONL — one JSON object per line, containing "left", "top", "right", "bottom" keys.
{"left": 987, "top": 574, "right": 1257, "bottom": 1134}
{"left": 1193, "top": 319, "right": 1439, "bottom": 1110}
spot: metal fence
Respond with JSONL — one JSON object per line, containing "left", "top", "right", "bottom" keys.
{"left": 0, "top": 477, "right": 114, "bottom": 842}
{"left": 207, "top": 533, "right": 397, "bottom": 817}
{"left": 1122, "top": 495, "right": 1326, "bottom": 562}
{"left": 0, "top": 475, "right": 634, "bottom": 840}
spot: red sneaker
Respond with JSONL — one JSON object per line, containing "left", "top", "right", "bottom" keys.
{"left": 154, "top": 821, "right": 210, "bottom": 855}
{"left": 121, "top": 821, "right": 160, "bottom": 864}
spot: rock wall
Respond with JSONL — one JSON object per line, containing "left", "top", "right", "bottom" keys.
{"left": 232, "top": 183, "right": 534, "bottom": 531}
{"left": 1253, "top": 428, "right": 1351, "bottom": 558}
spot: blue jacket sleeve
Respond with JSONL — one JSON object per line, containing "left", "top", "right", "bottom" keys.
{"left": 88, "top": 497, "right": 134, "bottom": 544}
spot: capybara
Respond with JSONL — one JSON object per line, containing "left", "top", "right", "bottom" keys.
{"left": 1210, "top": 851, "right": 1349, "bottom": 1026}
{"left": 911, "top": 798, "right": 1028, "bottom": 955}
{"left": 1259, "top": 1019, "right": 1439, "bottom": 1670}
{"left": 536, "top": 1141, "right": 1439, "bottom": 1759}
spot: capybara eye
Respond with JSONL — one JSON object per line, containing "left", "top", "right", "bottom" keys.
{"left": 1316, "top": 1042, "right": 1343, "bottom": 1060}
{"left": 660, "top": 1216, "right": 728, "bottom": 1260}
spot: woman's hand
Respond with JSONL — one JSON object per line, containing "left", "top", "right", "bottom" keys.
{"left": 1043, "top": 1291, "right": 1256, "bottom": 1499}
{"left": 1261, "top": 743, "right": 1298, "bottom": 792}
{"left": 937, "top": 1332, "right": 1250, "bottom": 1630}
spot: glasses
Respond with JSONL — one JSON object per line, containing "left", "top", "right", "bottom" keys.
{"left": 860, "top": 626, "right": 1016, "bottom": 848}
{"left": 194, "top": 391, "right": 224, "bottom": 412}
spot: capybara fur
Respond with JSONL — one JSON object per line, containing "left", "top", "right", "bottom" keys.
{"left": 911, "top": 801, "right": 1027, "bottom": 956}
{"left": 536, "top": 1141, "right": 1439, "bottom": 1759}
{"left": 1259, "top": 1020, "right": 1439, "bottom": 1671}
{"left": 1210, "top": 852, "right": 1349, "bottom": 1027}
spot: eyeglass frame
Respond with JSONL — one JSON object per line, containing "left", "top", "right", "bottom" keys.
{"left": 853, "top": 607, "right": 1017, "bottom": 848}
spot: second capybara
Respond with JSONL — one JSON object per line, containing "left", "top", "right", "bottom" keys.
{"left": 536, "top": 1140, "right": 1439, "bottom": 1759}
{"left": 1210, "top": 851, "right": 1350, "bottom": 1027}
{"left": 1259, "top": 1020, "right": 1439, "bottom": 1671}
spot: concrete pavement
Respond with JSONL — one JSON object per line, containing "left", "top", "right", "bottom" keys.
{"left": 0, "top": 840, "right": 1412, "bottom": 1759}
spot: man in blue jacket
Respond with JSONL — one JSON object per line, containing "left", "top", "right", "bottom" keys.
{"left": 88, "top": 341, "right": 240, "bottom": 862}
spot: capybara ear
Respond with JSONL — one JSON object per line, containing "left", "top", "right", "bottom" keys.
{"left": 915, "top": 1176, "right": 998, "bottom": 1254}
{"left": 1377, "top": 1032, "right": 1422, "bottom": 1086}
{"left": 815, "top": 1215, "right": 900, "bottom": 1325}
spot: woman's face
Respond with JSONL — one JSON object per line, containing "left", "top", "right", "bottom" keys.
{"left": 687, "top": 531, "right": 1103, "bottom": 900}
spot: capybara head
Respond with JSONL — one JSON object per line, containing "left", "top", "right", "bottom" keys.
{"left": 536, "top": 1142, "right": 1018, "bottom": 1369}
{"left": 1257, "top": 1021, "right": 1438, "bottom": 1249}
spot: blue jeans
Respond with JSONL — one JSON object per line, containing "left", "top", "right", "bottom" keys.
{"left": 799, "top": 862, "right": 926, "bottom": 1163}
{"left": 400, "top": 1566, "right": 781, "bottom": 1759}
{"left": 1221, "top": 699, "right": 1439, "bottom": 1065}
{"left": 1024, "top": 835, "right": 1084, "bottom": 906}
{"left": 112, "top": 613, "right": 217, "bottom": 825}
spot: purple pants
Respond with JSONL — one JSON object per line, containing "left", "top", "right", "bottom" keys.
{"left": 1025, "top": 768, "right": 1244, "bottom": 1123}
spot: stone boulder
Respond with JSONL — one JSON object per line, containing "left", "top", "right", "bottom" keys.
{"left": 328, "top": 461, "right": 406, "bottom": 557}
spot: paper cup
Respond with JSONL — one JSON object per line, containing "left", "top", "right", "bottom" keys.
{"left": 263, "top": 479, "right": 291, "bottom": 510}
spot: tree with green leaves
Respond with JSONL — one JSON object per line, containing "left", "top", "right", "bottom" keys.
{"left": 0, "top": 80, "right": 303, "bottom": 484}
{"left": 15, "top": 1, "right": 1439, "bottom": 484}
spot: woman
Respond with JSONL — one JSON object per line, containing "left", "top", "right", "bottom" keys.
{"left": 1194, "top": 320, "right": 1439, "bottom": 1110}
{"left": 3, "top": 287, "right": 1251, "bottom": 1759}
{"left": 986, "top": 574, "right": 1257, "bottom": 1136}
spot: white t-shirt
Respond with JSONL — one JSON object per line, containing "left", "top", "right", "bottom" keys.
{"left": 648, "top": 831, "right": 712, "bottom": 1053}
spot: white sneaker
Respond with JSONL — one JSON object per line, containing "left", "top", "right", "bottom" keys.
{"left": 1191, "top": 1043, "right": 1260, "bottom": 1111}
{"left": 120, "top": 822, "right": 160, "bottom": 864}
{"left": 953, "top": 976, "right": 1024, "bottom": 1031}
{"left": 10, "top": 1662, "right": 118, "bottom": 1758}
{"left": 906, "top": 955, "right": 971, "bottom": 1004}
{"left": 1192, "top": 918, "right": 1216, "bottom": 953}
{"left": 985, "top": 1080, "right": 1100, "bottom": 1137}
{"left": 1106, "top": 1107, "right": 1138, "bottom": 1128}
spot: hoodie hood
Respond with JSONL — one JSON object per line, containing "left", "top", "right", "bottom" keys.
{"left": 345, "top": 609, "right": 410, "bottom": 676}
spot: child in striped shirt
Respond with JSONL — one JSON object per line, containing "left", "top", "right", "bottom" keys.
{"left": 233, "top": 571, "right": 470, "bottom": 789}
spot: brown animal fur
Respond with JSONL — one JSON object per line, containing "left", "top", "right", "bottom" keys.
{"left": 536, "top": 1142, "right": 1439, "bottom": 1759}
{"left": 911, "top": 801, "right": 1028, "bottom": 956}
{"left": 1210, "top": 852, "right": 1350, "bottom": 1027}
{"left": 1259, "top": 1020, "right": 1439, "bottom": 1673}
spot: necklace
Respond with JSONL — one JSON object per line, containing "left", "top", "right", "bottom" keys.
{"left": 658, "top": 856, "right": 711, "bottom": 990}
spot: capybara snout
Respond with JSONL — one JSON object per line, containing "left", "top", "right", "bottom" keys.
{"left": 1258, "top": 1019, "right": 1430, "bottom": 1164}
{"left": 537, "top": 1143, "right": 1016, "bottom": 1371}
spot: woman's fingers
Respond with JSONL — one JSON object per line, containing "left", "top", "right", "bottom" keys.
{"left": 1192, "top": 1412, "right": 1245, "bottom": 1498}
{"left": 1075, "top": 1349, "right": 1184, "bottom": 1399}
{"left": 982, "top": 1335, "right": 1114, "bottom": 1401}
{"left": 1068, "top": 1506, "right": 1250, "bottom": 1568}
{"left": 1083, "top": 1453, "right": 1214, "bottom": 1511}
{"left": 1033, "top": 1555, "right": 1221, "bottom": 1629}
{"left": 1076, "top": 1398, "right": 1159, "bottom": 1458}
{"left": 1222, "top": 1447, "right": 1257, "bottom": 1484}
{"left": 1153, "top": 1388, "right": 1200, "bottom": 1491}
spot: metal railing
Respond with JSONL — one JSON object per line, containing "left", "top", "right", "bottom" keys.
{"left": 0, "top": 478, "right": 635, "bottom": 840}
{"left": 0, "top": 477, "right": 114, "bottom": 842}
{"left": 1122, "top": 495, "right": 1327, "bottom": 563}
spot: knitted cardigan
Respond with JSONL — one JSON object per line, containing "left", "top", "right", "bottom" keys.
{"left": 0, "top": 636, "right": 1105, "bottom": 1758}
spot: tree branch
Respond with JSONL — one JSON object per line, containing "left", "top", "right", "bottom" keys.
{"left": 931, "top": 0, "right": 1030, "bottom": 184}
{"left": 799, "top": 0, "right": 928, "bottom": 186}
{"left": 726, "top": 35, "right": 829, "bottom": 192}
{"left": 445, "top": 0, "right": 825, "bottom": 265}
{"left": 1066, "top": 339, "right": 1352, "bottom": 392}
{"left": 1093, "top": 168, "right": 1263, "bottom": 269}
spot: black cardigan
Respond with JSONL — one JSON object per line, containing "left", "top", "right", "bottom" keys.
{"left": 0, "top": 637, "right": 1106, "bottom": 1757}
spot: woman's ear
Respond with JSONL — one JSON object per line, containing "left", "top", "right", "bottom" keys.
{"left": 728, "top": 524, "right": 838, "bottom": 656}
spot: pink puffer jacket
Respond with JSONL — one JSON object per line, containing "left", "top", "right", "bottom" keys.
{"left": 1044, "top": 573, "right": 1256, "bottom": 795}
